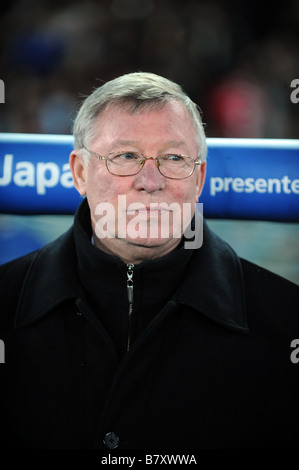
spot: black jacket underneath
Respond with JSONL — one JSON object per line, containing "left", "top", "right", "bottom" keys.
{"left": 0, "top": 201, "right": 298, "bottom": 449}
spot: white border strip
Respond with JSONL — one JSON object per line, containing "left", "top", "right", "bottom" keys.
{"left": 0, "top": 133, "right": 74, "bottom": 144}
{"left": 207, "top": 137, "right": 299, "bottom": 149}
{"left": 0, "top": 133, "right": 299, "bottom": 149}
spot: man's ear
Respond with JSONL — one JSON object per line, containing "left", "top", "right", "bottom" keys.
{"left": 69, "top": 151, "right": 87, "bottom": 196}
{"left": 195, "top": 160, "right": 207, "bottom": 200}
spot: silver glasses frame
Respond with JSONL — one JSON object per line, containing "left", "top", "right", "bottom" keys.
{"left": 82, "top": 146, "right": 202, "bottom": 180}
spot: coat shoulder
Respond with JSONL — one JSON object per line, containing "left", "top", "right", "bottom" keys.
{"left": 0, "top": 228, "right": 74, "bottom": 332}
{"left": 240, "top": 257, "right": 298, "bottom": 292}
{"left": 0, "top": 250, "right": 39, "bottom": 330}
{"left": 240, "top": 257, "right": 299, "bottom": 329}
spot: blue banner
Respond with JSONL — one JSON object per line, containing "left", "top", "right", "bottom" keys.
{"left": 201, "top": 138, "right": 299, "bottom": 221}
{"left": 0, "top": 133, "right": 298, "bottom": 221}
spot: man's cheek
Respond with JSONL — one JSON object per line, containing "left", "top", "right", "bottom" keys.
{"left": 172, "top": 187, "right": 193, "bottom": 204}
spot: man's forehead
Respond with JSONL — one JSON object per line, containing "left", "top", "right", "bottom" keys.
{"left": 90, "top": 101, "right": 197, "bottom": 152}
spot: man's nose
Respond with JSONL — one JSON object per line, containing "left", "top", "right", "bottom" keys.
{"left": 133, "top": 158, "right": 166, "bottom": 192}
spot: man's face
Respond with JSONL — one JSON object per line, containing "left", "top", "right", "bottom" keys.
{"left": 70, "top": 100, "right": 206, "bottom": 263}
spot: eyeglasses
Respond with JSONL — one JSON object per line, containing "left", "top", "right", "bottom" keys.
{"left": 82, "top": 146, "right": 202, "bottom": 180}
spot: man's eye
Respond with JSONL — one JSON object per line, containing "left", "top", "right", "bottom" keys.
{"left": 117, "top": 152, "right": 139, "bottom": 160}
{"left": 164, "top": 154, "right": 185, "bottom": 162}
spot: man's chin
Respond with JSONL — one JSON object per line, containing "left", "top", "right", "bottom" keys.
{"left": 123, "top": 236, "right": 170, "bottom": 249}
{"left": 93, "top": 233, "right": 182, "bottom": 263}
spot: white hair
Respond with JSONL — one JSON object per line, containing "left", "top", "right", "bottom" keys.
{"left": 72, "top": 72, "right": 207, "bottom": 163}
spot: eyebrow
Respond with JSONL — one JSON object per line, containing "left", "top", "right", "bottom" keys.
{"left": 112, "top": 140, "right": 139, "bottom": 146}
{"left": 111, "top": 140, "right": 187, "bottom": 150}
{"left": 161, "top": 140, "right": 187, "bottom": 150}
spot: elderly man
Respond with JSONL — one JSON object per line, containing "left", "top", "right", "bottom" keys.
{"left": 0, "top": 72, "right": 298, "bottom": 450}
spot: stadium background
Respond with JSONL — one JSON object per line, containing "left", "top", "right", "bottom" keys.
{"left": 0, "top": 0, "right": 298, "bottom": 283}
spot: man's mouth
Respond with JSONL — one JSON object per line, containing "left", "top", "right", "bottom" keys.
{"left": 126, "top": 207, "right": 171, "bottom": 215}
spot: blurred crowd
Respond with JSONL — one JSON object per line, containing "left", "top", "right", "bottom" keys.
{"left": 0, "top": 0, "right": 298, "bottom": 139}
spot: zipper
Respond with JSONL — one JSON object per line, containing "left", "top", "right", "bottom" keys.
{"left": 126, "top": 263, "right": 134, "bottom": 351}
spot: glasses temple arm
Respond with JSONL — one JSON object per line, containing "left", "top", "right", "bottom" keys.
{"left": 82, "top": 146, "right": 106, "bottom": 160}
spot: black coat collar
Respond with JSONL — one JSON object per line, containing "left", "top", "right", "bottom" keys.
{"left": 14, "top": 203, "right": 248, "bottom": 333}
{"left": 176, "top": 223, "right": 248, "bottom": 332}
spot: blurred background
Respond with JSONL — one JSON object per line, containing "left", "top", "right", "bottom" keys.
{"left": 0, "top": 0, "right": 298, "bottom": 283}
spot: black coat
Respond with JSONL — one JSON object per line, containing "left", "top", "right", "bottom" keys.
{"left": 0, "top": 208, "right": 299, "bottom": 450}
